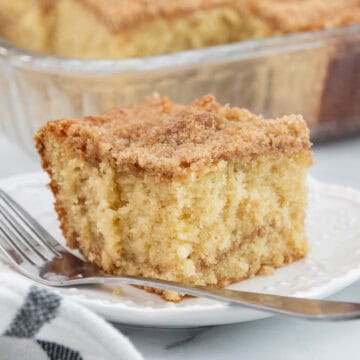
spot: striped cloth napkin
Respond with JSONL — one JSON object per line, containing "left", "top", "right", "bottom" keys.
{"left": 0, "top": 271, "right": 142, "bottom": 360}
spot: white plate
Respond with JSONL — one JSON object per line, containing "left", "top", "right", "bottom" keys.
{"left": 0, "top": 172, "right": 359, "bottom": 328}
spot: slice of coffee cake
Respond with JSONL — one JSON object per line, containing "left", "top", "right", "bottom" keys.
{"left": 35, "top": 95, "right": 312, "bottom": 301}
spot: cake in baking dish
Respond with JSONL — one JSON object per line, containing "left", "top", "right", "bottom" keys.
{"left": 0, "top": 0, "right": 54, "bottom": 53}
{"left": 0, "top": 0, "right": 359, "bottom": 59}
{"left": 35, "top": 95, "right": 312, "bottom": 301}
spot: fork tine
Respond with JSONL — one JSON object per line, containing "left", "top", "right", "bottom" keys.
{"left": 0, "top": 225, "right": 38, "bottom": 268}
{"left": 0, "top": 205, "right": 49, "bottom": 262}
{"left": 0, "top": 215, "right": 46, "bottom": 266}
{"left": 0, "top": 189, "right": 64, "bottom": 257}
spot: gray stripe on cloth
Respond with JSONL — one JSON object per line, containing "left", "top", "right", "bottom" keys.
{"left": 37, "top": 340, "right": 83, "bottom": 360}
{"left": 0, "top": 337, "right": 49, "bottom": 360}
{"left": 4, "top": 286, "right": 61, "bottom": 338}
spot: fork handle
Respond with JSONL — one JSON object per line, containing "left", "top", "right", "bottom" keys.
{"left": 77, "top": 275, "right": 360, "bottom": 321}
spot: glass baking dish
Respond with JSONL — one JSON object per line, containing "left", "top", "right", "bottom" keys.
{"left": 0, "top": 24, "right": 359, "bottom": 156}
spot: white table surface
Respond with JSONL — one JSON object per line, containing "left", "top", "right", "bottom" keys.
{"left": 0, "top": 133, "right": 359, "bottom": 360}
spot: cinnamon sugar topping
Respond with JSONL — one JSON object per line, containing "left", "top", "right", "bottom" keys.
{"left": 75, "top": 0, "right": 360, "bottom": 32}
{"left": 36, "top": 95, "right": 311, "bottom": 178}
{"left": 250, "top": 0, "right": 360, "bottom": 33}
{"left": 76, "top": 0, "right": 233, "bottom": 31}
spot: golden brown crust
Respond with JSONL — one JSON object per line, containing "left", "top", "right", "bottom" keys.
{"left": 250, "top": 0, "right": 360, "bottom": 33}
{"left": 35, "top": 95, "right": 311, "bottom": 179}
{"left": 74, "top": 0, "right": 360, "bottom": 33}
{"left": 46, "top": 176, "right": 80, "bottom": 249}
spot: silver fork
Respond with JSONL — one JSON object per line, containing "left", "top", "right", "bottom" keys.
{"left": 0, "top": 189, "right": 359, "bottom": 321}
